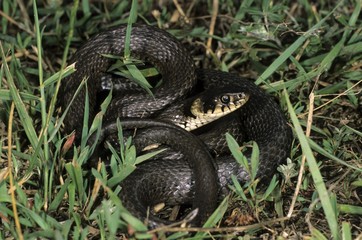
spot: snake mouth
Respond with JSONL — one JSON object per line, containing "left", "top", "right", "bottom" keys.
{"left": 180, "top": 91, "right": 249, "bottom": 131}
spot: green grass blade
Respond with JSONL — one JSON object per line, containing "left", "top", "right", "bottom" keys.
{"left": 0, "top": 89, "right": 40, "bottom": 101}
{"left": 261, "top": 175, "right": 278, "bottom": 201}
{"left": 124, "top": 0, "right": 138, "bottom": 58}
{"left": 343, "top": 125, "right": 362, "bottom": 137}
{"left": 311, "top": 228, "right": 328, "bottom": 240}
{"left": 230, "top": 175, "right": 248, "bottom": 202}
{"left": 226, "top": 133, "right": 250, "bottom": 174}
{"left": 65, "top": 161, "right": 85, "bottom": 204}
{"left": 91, "top": 169, "right": 149, "bottom": 233}
{"left": 86, "top": 87, "right": 113, "bottom": 154}
{"left": 348, "top": 0, "right": 361, "bottom": 27}
{"left": 42, "top": 64, "right": 75, "bottom": 87}
{"left": 81, "top": 83, "right": 91, "bottom": 150}
{"left": 68, "top": 182, "right": 76, "bottom": 217}
{"left": 250, "top": 141, "right": 260, "bottom": 180}
{"left": 308, "top": 139, "right": 362, "bottom": 172}
{"left": 33, "top": 0, "right": 52, "bottom": 209}
{"left": 337, "top": 204, "right": 362, "bottom": 215}
{"left": 122, "top": 0, "right": 153, "bottom": 96}
{"left": 194, "top": 196, "right": 229, "bottom": 238}
{"left": 48, "top": 77, "right": 86, "bottom": 143}
{"left": 48, "top": 179, "right": 71, "bottom": 212}
{"left": 47, "top": 0, "right": 79, "bottom": 143}
{"left": 135, "top": 149, "right": 166, "bottom": 164}
{"left": 124, "top": 63, "right": 154, "bottom": 96}
{"left": 316, "top": 35, "right": 346, "bottom": 75}
{"left": 18, "top": 206, "right": 50, "bottom": 230}
{"left": 341, "top": 222, "right": 352, "bottom": 240}
{"left": 0, "top": 43, "right": 42, "bottom": 156}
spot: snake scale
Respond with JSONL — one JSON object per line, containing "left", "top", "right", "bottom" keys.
{"left": 58, "top": 24, "right": 293, "bottom": 228}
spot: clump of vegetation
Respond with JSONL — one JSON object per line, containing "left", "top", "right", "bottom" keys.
{"left": 0, "top": 0, "right": 361, "bottom": 239}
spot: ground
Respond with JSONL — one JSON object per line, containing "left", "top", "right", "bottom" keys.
{"left": 0, "top": 0, "right": 361, "bottom": 239}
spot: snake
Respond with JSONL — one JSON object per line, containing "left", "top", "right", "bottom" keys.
{"left": 58, "top": 24, "right": 293, "bottom": 228}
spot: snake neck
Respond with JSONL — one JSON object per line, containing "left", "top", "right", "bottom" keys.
{"left": 241, "top": 93, "right": 293, "bottom": 175}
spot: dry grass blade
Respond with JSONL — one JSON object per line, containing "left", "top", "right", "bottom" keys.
{"left": 206, "top": 0, "right": 218, "bottom": 55}
{"left": 7, "top": 102, "right": 23, "bottom": 240}
{"left": 287, "top": 93, "right": 314, "bottom": 217}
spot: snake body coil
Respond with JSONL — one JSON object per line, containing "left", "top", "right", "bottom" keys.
{"left": 60, "top": 24, "right": 196, "bottom": 137}
{"left": 59, "top": 24, "right": 293, "bottom": 228}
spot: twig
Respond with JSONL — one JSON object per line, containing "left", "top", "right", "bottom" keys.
{"left": 16, "top": 0, "right": 32, "bottom": 31}
{"left": 0, "top": 50, "right": 30, "bottom": 65}
{"left": 148, "top": 216, "right": 290, "bottom": 233}
{"left": 0, "top": 10, "right": 33, "bottom": 36}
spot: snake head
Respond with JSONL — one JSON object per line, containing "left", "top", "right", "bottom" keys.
{"left": 180, "top": 88, "right": 250, "bottom": 131}
{"left": 178, "top": 89, "right": 249, "bottom": 131}
{"left": 191, "top": 89, "right": 249, "bottom": 116}
{"left": 163, "top": 88, "right": 250, "bottom": 132}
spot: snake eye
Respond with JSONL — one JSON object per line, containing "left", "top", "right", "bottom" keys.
{"left": 220, "top": 95, "right": 230, "bottom": 104}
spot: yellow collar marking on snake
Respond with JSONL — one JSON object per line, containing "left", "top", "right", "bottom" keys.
{"left": 180, "top": 92, "right": 249, "bottom": 131}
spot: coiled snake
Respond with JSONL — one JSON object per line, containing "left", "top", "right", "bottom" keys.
{"left": 58, "top": 24, "right": 293, "bottom": 228}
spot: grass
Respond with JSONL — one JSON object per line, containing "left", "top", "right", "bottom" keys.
{"left": 1, "top": 0, "right": 362, "bottom": 239}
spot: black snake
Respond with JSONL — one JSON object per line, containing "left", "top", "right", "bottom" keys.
{"left": 58, "top": 24, "right": 293, "bottom": 228}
